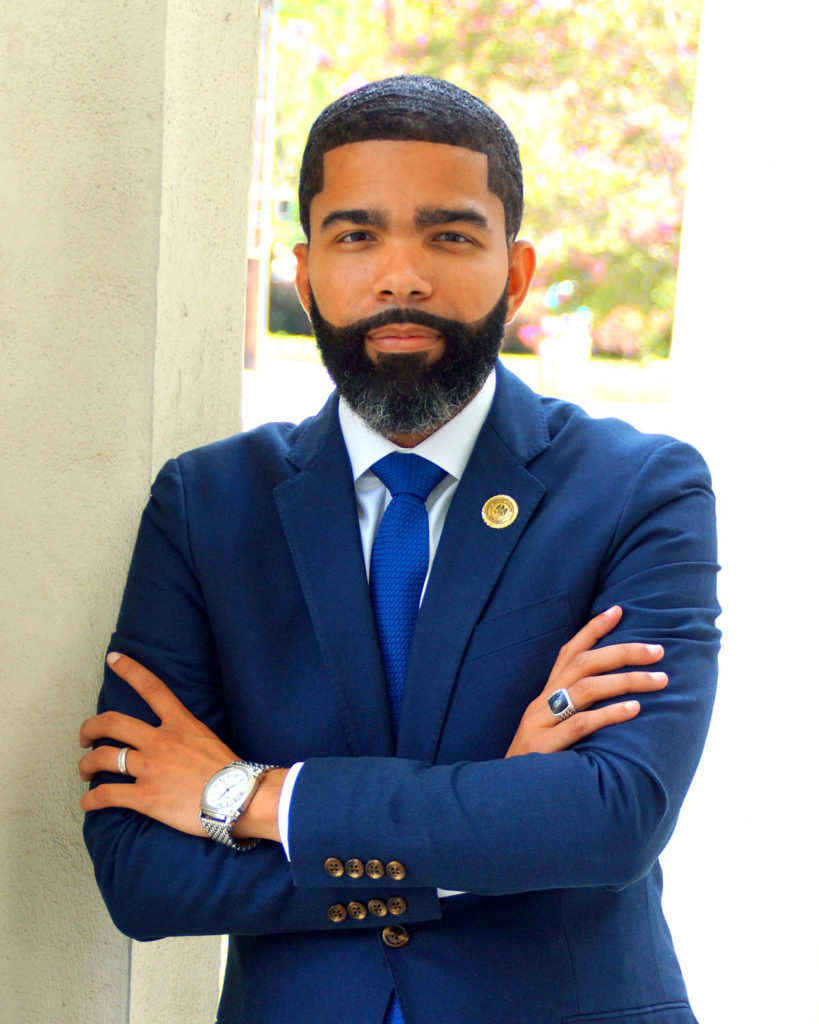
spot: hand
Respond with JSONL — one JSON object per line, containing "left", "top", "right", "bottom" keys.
{"left": 79, "top": 653, "right": 285, "bottom": 842}
{"left": 505, "top": 606, "right": 667, "bottom": 758}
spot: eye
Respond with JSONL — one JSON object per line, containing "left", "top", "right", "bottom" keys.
{"left": 337, "top": 230, "right": 373, "bottom": 244}
{"left": 434, "top": 231, "right": 472, "bottom": 244}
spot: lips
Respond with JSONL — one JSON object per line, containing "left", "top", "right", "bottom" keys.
{"left": 366, "top": 324, "right": 442, "bottom": 352}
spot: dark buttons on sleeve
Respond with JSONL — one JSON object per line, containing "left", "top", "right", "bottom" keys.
{"left": 367, "top": 898, "right": 388, "bottom": 918}
{"left": 386, "top": 860, "right": 406, "bottom": 881}
{"left": 327, "top": 903, "right": 347, "bottom": 923}
{"left": 345, "top": 858, "right": 365, "bottom": 879}
{"left": 365, "top": 859, "right": 385, "bottom": 879}
{"left": 382, "top": 925, "right": 410, "bottom": 948}
{"left": 324, "top": 857, "right": 344, "bottom": 878}
{"left": 347, "top": 901, "right": 367, "bottom": 920}
{"left": 387, "top": 896, "right": 407, "bottom": 916}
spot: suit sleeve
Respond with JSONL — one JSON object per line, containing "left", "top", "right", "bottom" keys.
{"left": 82, "top": 459, "right": 442, "bottom": 940}
{"left": 285, "top": 438, "right": 720, "bottom": 896}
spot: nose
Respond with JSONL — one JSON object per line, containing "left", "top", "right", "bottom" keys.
{"left": 372, "top": 244, "right": 433, "bottom": 305}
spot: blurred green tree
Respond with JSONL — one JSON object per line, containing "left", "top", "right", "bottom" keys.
{"left": 270, "top": 0, "right": 701, "bottom": 357}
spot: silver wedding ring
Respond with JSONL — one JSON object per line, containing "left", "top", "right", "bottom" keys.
{"left": 117, "top": 746, "right": 131, "bottom": 775}
{"left": 547, "top": 688, "right": 577, "bottom": 723}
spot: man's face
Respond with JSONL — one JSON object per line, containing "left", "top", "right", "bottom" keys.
{"left": 294, "top": 140, "right": 534, "bottom": 441}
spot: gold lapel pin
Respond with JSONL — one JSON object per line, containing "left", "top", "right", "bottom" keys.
{"left": 481, "top": 495, "right": 518, "bottom": 529}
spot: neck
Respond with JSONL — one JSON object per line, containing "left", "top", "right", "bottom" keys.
{"left": 387, "top": 428, "right": 437, "bottom": 448}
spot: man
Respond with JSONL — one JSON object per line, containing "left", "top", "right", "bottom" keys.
{"left": 80, "top": 76, "right": 719, "bottom": 1024}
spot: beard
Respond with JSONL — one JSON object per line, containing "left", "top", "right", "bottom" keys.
{"left": 308, "top": 288, "right": 508, "bottom": 438}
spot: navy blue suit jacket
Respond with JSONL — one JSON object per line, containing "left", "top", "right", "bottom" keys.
{"left": 84, "top": 364, "right": 720, "bottom": 1024}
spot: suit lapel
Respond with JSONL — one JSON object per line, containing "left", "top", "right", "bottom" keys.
{"left": 397, "top": 366, "right": 551, "bottom": 762}
{"left": 274, "top": 397, "right": 393, "bottom": 757}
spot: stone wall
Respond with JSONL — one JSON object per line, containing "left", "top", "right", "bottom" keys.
{"left": 0, "top": 2, "right": 258, "bottom": 1020}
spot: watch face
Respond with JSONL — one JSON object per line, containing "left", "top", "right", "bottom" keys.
{"left": 202, "top": 766, "right": 252, "bottom": 815}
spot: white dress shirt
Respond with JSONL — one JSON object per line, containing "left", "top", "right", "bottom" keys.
{"left": 277, "top": 370, "right": 497, "bottom": 874}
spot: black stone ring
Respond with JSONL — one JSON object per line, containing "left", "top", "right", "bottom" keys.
{"left": 547, "top": 688, "right": 577, "bottom": 723}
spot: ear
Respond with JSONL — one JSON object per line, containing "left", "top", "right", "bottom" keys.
{"left": 506, "top": 239, "right": 536, "bottom": 321}
{"left": 293, "top": 242, "right": 311, "bottom": 315}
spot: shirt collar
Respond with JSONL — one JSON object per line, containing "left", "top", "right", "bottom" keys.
{"left": 339, "top": 368, "right": 496, "bottom": 483}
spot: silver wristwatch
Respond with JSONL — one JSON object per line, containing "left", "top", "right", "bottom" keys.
{"left": 200, "top": 761, "right": 278, "bottom": 851}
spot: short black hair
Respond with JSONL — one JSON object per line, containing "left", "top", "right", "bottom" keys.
{"left": 298, "top": 75, "right": 523, "bottom": 242}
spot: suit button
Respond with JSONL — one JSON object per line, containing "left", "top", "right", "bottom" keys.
{"left": 327, "top": 904, "right": 347, "bottom": 923}
{"left": 345, "top": 858, "right": 365, "bottom": 879}
{"left": 386, "top": 860, "right": 406, "bottom": 881}
{"left": 324, "top": 857, "right": 344, "bottom": 878}
{"left": 347, "top": 901, "right": 367, "bottom": 921}
{"left": 382, "top": 925, "right": 410, "bottom": 948}
{"left": 367, "top": 899, "right": 388, "bottom": 918}
{"left": 387, "top": 896, "right": 407, "bottom": 916}
{"left": 365, "top": 859, "right": 385, "bottom": 879}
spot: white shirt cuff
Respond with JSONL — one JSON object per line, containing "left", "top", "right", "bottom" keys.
{"left": 277, "top": 761, "right": 304, "bottom": 860}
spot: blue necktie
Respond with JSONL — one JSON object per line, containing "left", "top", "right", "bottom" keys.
{"left": 370, "top": 452, "right": 447, "bottom": 733}
{"left": 369, "top": 452, "right": 446, "bottom": 1024}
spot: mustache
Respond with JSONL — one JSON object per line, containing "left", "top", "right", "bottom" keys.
{"left": 333, "top": 307, "right": 480, "bottom": 337}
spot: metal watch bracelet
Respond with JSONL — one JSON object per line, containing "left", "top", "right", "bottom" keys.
{"left": 201, "top": 762, "right": 283, "bottom": 852}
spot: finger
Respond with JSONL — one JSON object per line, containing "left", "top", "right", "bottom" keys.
{"left": 80, "top": 781, "right": 142, "bottom": 815}
{"left": 553, "top": 606, "right": 622, "bottom": 669}
{"left": 547, "top": 701, "right": 642, "bottom": 748}
{"left": 556, "top": 641, "right": 664, "bottom": 687}
{"left": 506, "top": 700, "right": 642, "bottom": 757}
{"left": 105, "top": 652, "right": 193, "bottom": 724}
{"left": 78, "top": 744, "right": 139, "bottom": 782}
{"left": 530, "top": 670, "right": 666, "bottom": 723}
{"left": 571, "top": 669, "right": 667, "bottom": 710}
{"left": 79, "top": 709, "right": 155, "bottom": 750}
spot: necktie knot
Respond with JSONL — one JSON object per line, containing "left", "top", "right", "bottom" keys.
{"left": 371, "top": 452, "right": 447, "bottom": 503}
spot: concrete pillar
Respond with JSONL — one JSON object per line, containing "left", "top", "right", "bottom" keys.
{"left": 0, "top": 2, "right": 258, "bottom": 1022}
{"left": 667, "top": 2, "right": 818, "bottom": 1022}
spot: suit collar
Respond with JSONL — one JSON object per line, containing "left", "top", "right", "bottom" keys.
{"left": 484, "top": 360, "right": 551, "bottom": 464}
{"left": 285, "top": 390, "right": 342, "bottom": 471}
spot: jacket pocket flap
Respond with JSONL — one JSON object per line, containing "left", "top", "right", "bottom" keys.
{"left": 464, "top": 591, "right": 570, "bottom": 663}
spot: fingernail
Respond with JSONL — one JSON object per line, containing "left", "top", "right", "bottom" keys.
{"left": 605, "top": 605, "right": 620, "bottom": 615}
{"left": 624, "top": 701, "right": 639, "bottom": 712}
{"left": 646, "top": 644, "right": 663, "bottom": 655}
{"left": 106, "top": 652, "right": 121, "bottom": 665}
{"left": 650, "top": 672, "right": 667, "bottom": 682}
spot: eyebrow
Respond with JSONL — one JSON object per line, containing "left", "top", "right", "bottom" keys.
{"left": 414, "top": 206, "right": 489, "bottom": 231}
{"left": 319, "top": 208, "right": 387, "bottom": 233}
{"left": 318, "top": 205, "right": 490, "bottom": 234}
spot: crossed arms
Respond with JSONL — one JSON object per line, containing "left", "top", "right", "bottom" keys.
{"left": 79, "top": 606, "right": 668, "bottom": 844}
{"left": 79, "top": 431, "right": 719, "bottom": 939}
